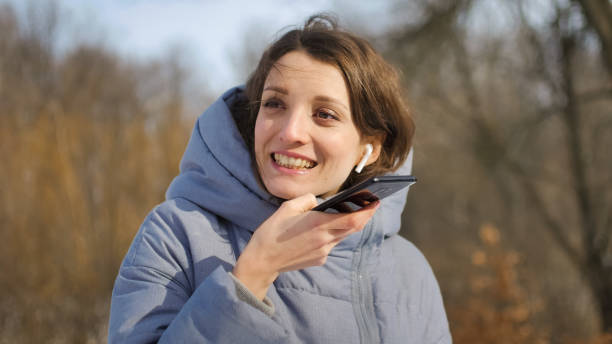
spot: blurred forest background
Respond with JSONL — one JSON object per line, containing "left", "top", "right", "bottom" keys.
{"left": 1, "top": 0, "right": 611, "bottom": 343}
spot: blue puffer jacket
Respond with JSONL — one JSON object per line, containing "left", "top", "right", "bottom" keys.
{"left": 108, "top": 87, "right": 452, "bottom": 343}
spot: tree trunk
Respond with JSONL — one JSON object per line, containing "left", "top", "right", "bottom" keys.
{"left": 587, "top": 253, "right": 612, "bottom": 331}
{"left": 576, "top": 0, "right": 612, "bottom": 76}
{"left": 560, "top": 22, "right": 612, "bottom": 334}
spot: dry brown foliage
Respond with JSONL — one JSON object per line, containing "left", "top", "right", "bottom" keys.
{"left": 0, "top": 3, "right": 193, "bottom": 342}
{"left": 447, "top": 224, "right": 612, "bottom": 344}
{"left": 449, "top": 223, "right": 550, "bottom": 343}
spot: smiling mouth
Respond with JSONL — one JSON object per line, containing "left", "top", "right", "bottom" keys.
{"left": 272, "top": 153, "right": 317, "bottom": 170}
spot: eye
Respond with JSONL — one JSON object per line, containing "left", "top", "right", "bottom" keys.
{"left": 315, "top": 109, "right": 339, "bottom": 121}
{"left": 262, "top": 98, "right": 284, "bottom": 109}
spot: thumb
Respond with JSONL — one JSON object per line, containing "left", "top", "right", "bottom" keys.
{"left": 282, "top": 193, "right": 318, "bottom": 213}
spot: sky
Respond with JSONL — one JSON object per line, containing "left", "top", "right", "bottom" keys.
{"left": 3, "top": 0, "right": 397, "bottom": 94}
{"left": 2, "top": 0, "right": 531, "bottom": 96}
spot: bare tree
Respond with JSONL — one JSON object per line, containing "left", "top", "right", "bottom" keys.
{"left": 386, "top": 0, "right": 612, "bottom": 338}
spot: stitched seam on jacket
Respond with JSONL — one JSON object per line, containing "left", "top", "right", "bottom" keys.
{"left": 126, "top": 206, "right": 197, "bottom": 294}
{"left": 121, "top": 265, "right": 191, "bottom": 296}
{"left": 373, "top": 301, "right": 427, "bottom": 319}
{"left": 433, "top": 330, "right": 451, "bottom": 344}
{"left": 226, "top": 222, "right": 242, "bottom": 263}
{"left": 275, "top": 286, "right": 352, "bottom": 302}
{"left": 351, "top": 220, "right": 381, "bottom": 344}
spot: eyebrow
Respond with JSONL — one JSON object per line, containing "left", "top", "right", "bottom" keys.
{"left": 262, "top": 85, "right": 350, "bottom": 112}
{"left": 314, "top": 95, "right": 350, "bottom": 113}
{"left": 263, "top": 85, "right": 288, "bottom": 94}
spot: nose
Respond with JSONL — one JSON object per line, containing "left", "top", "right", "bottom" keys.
{"left": 278, "top": 108, "right": 310, "bottom": 144}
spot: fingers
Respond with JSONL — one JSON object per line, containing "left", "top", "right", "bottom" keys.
{"left": 331, "top": 202, "right": 353, "bottom": 213}
{"left": 280, "top": 193, "right": 318, "bottom": 213}
{"left": 300, "top": 201, "right": 379, "bottom": 250}
{"left": 280, "top": 240, "right": 340, "bottom": 272}
{"left": 316, "top": 200, "right": 380, "bottom": 235}
{"left": 278, "top": 207, "right": 371, "bottom": 265}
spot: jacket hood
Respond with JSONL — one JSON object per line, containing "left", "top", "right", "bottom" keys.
{"left": 166, "top": 87, "right": 413, "bottom": 236}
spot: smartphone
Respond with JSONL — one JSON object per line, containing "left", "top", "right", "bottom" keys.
{"left": 313, "top": 175, "right": 417, "bottom": 213}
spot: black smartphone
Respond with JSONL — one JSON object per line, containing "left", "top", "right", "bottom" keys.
{"left": 313, "top": 175, "right": 417, "bottom": 213}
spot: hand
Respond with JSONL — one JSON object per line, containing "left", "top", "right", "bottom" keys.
{"left": 232, "top": 193, "right": 379, "bottom": 300}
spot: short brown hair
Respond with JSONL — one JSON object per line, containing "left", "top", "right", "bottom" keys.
{"left": 233, "top": 14, "right": 414, "bottom": 188}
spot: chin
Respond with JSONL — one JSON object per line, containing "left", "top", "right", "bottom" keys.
{"left": 268, "top": 187, "right": 305, "bottom": 200}
{"left": 265, "top": 181, "right": 313, "bottom": 200}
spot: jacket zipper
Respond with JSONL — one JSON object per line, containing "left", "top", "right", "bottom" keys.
{"left": 351, "top": 220, "right": 381, "bottom": 343}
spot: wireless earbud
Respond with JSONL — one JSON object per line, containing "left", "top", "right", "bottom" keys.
{"left": 355, "top": 143, "right": 373, "bottom": 173}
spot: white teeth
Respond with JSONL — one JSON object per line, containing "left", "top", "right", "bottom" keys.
{"left": 273, "top": 153, "right": 315, "bottom": 169}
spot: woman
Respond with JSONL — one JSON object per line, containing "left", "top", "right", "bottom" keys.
{"left": 109, "top": 15, "right": 451, "bottom": 344}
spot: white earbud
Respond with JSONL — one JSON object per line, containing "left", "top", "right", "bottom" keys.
{"left": 355, "top": 143, "right": 373, "bottom": 173}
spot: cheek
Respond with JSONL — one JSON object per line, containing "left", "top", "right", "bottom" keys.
{"left": 253, "top": 116, "right": 267, "bottom": 155}
{"left": 320, "top": 135, "right": 361, "bottom": 167}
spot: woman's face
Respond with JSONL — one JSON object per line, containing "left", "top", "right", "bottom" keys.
{"left": 254, "top": 50, "right": 373, "bottom": 200}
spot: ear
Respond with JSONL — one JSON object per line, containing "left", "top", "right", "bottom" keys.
{"left": 356, "top": 137, "right": 383, "bottom": 167}
{"left": 365, "top": 140, "right": 382, "bottom": 166}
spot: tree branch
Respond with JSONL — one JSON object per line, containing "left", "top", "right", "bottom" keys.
{"left": 517, "top": 0, "right": 563, "bottom": 96}
{"left": 578, "top": 87, "right": 612, "bottom": 103}
{"left": 559, "top": 25, "right": 600, "bottom": 262}
{"left": 595, "top": 200, "right": 612, "bottom": 255}
{"left": 506, "top": 159, "right": 584, "bottom": 269}
{"left": 575, "top": 0, "right": 612, "bottom": 77}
